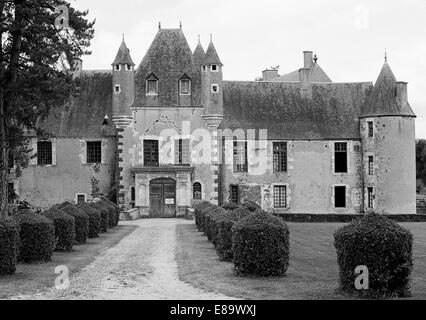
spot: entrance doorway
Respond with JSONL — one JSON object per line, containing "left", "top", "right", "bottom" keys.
{"left": 149, "top": 178, "right": 176, "bottom": 218}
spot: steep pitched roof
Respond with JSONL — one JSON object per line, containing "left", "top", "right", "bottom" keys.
{"left": 361, "top": 61, "right": 415, "bottom": 118}
{"left": 272, "top": 63, "right": 332, "bottom": 82}
{"left": 222, "top": 81, "right": 372, "bottom": 140}
{"left": 192, "top": 37, "right": 206, "bottom": 66}
{"left": 134, "top": 28, "right": 199, "bottom": 107}
{"left": 36, "top": 73, "right": 115, "bottom": 138}
{"left": 112, "top": 39, "right": 135, "bottom": 66}
{"left": 204, "top": 40, "right": 222, "bottom": 66}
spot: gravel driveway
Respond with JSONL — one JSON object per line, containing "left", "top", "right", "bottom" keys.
{"left": 11, "top": 219, "right": 234, "bottom": 300}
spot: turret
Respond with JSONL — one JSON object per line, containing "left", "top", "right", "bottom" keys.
{"left": 360, "top": 55, "right": 416, "bottom": 214}
{"left": 112, "top": 36, "right": 135, "bottom": 127}
{"left": 201, "top": 35, "right": 223, "bottom": 127}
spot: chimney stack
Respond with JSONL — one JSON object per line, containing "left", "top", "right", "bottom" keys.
{"left": 396, "top": 81, "right": 408, "bottom": 109}
{"left": 303, "top": 51, "right": 313, "bottom": 69}
{"left": 262, "top": 69, "right": 279, "bottom": 81}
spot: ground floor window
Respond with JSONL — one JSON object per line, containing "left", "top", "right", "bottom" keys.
{"left": 334, "top": 186, "right": 346, "bottom": 208}
{"left": 273, "top": 185, "right": 287, "bottom": 208}
{"left": 230, "top": 185, "right": 239, "bottom": 204}
{"left": 367, "top": 187, "right": 374, "bottom": 208}
{"left": 193, "top": 182, "right": 202, "bottom": 200}
{"left": 76, "top": 194, "right": 86, "bottom": 204}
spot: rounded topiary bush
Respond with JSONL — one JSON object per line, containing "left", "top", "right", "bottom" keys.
{"left": 0, "top": 218, "right": 20, "bottom": 275}
{"left": 203, "top": 206, "right": 226, "bottom": 242}
{"left": 221, "top": 202, "right": 239, "bottom": 211}
{"left": 89, "top": 202, "right": 109, "bottom": 232}
{"left": 42, "top": 207, "right": 75, "bottom": 251}
{"left": 334, "top": 214, "right": 413, "bottom": 297}
{"left": 194, "top": 201, "right": 216, "bottom": 232}
{"left": 232, "top": 211, "right": 290, "bottom": 276}
{"left": 241, "top": 200, "right": 261, "bottom": 213}
{"left": 97, "top": 200, "right": 117, "bottom": 228}
{"left": 216, "top": 208, "right": 251, "bottom": 261}
{"left": 16, "top": 213, "right": 55, "bottom": 262}
{"left": 76, "top": 203, "right": 101, "bottom": 238}
{"left": 100, "top": 198, "right": 120, "bottom": 226}
{"left": 60, "top": 205, "right": 89, "bottom": 245}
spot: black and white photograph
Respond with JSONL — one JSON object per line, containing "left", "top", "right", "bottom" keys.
{"left": 0, "top": 0, "right": 426, "bottom": 312}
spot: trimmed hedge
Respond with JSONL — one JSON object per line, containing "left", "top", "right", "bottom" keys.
{"left": 0, "top": 218, "right": 20, "bottom": 275}
{"left": 194, "top": 201, "right": 217, "bottom": 232}
{"left": 241, "top": 200, "right": 262, "bottom": 213}
{"left": 42, "top": 207, "right": 75, "bottom": 251}
{"left": 232, "top": 211, "right": 290, "bottom": 276}
{"left": 334, "top": 214, "right": 413, "bottom": 297}
{"left": 203, "top": 206, "right": 226, "bottom": 242}
{"left": 100, "top": 197, "right": 120, "bottom": 226}
{"left": 97, "top": 200, "right": 117, "bottom": 228}
{"left": 276, "top": 213, "right": 426, "bottom": 223}
{"left": 221, "top": 202, "right": 239, "bottom": 211}
{"left": 76, "top": 203, "right": 101, "bottom": 238}
{"left": 16, "top": 213, "right": 55, "bottom": 263}
{"left": 216, "top": 208, "right": 251, "bottom": 261}
{"left": 89, "top": 202, "right": 109, "bottom": 232}
{"left": 60, "top": 205, "right": 89, "bottom": 245}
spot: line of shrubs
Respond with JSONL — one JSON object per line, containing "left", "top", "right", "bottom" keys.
{"left": 195, "top": 200, "right": 414, "bottom": 298}
{"left": 0, "top": 197, "right": 120, "bottom": 276}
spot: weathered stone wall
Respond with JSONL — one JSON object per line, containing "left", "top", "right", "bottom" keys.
{"left": 416, "top": 195, "right": 426, "bottom": 214}
{"left": 17, "top": 137, "right": 116, "bottom": 208}
{"left": 220, "top": 139, "right": 363, "bottom": 214}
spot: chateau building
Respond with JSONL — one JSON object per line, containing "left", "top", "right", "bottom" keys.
{"left": 8, "top": 25, "right": 417, "bottom": 218}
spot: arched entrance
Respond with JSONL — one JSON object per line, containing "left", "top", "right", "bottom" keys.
{"left": 149, "top": 178, "right": 176, "bottom": 218}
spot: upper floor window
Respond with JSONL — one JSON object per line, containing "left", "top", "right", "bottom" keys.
{"left": 193, "top": 182, "right": 202, "bottom": 200}
{"left": 146, "top": 73, "right": 159, "bottom": 95}
{"left": 368, "top": 156, "right": 374, "bottom": 175}
{"left": 202, "top": 65, "right": 207, "bottom": 72}
{"left": 175, "top": 139, "right": 190, "bottom": 165}
{"left": 114, "top": 85, "right": 121, "bottom": 94}
{"left": 368, "top": 121, "right": 374, "bottom": 137}
{"left": 367, "top": 187, "right": 374, "bottom": 208}
{"left": 233, "top": 141, "right": 247, "bottom": 173}
{"left": 87, "top": 141, "right": 102, "bottom": 164}
{"left": 180, "top": 79, "right": 191, "bottom": 95}
{"left": 210, "top": 64, "right": 218, "bottom": 72}
{"left": 144, "top": 140, "right": 159, "bottom": 167}
{"left": 126, "top": 64, "right": 132, "bottom": 71}
{"left": 114, "top": 65, "right": 121, "bottom": 71}
{"left": 334, "top": 142, "right": 347, "bottom": 173}
{"left": 273, "top": 142, "right": 287, "bottom": 172}
{"left": 37, "top": 140, "right": 52, "bottom": 165}
{"left": 211, "top": 84, "right": 219, "bottom": 93}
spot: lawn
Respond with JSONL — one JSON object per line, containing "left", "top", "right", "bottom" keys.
{"left": 0, "top": 224, "right": 136, "bottom": 299}
{"left": 176, "top": 222, "right": 426, "bottom": 299}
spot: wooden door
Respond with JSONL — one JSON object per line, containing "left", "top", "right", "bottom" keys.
{"left": 149, "top": 178, "right": 176, "bottom": 218}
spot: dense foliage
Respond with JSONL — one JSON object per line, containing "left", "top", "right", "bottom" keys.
{"left": 60, "top": 205, "right": 89, "bottom": 244}
{"left": 76, "top": 202, "right": 101, "bottom": 238}
{"left": 42, "top": 206, "right": 75, "bottom": 251}
{"left": 0, "top": 217, "right": 20, "bottom": 274}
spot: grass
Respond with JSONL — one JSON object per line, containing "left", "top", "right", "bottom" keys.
{"left": 0, "top": 224, "right": 136, "bottom": 299}
{"left": 176, "top": 222, "right": 426, "bottom": 300}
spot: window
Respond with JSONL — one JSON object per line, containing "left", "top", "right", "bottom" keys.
{"left": 8, "top": 182, "right": 16, "bottom": 203}
{"left": 233, "top": 141, "right": 247, "bottom": 173}
{"left": 114, "top": 65, "right": 121, "bottom": 71}
{"left": 144, "top": 140, "right": 159, "bottom": 167}
{"left": 368, "top": 156, "right": 374, "bottom": 175}
{"left": 335, "top": 186, "right": 346, "bottom": 208}
{"left": 114, "top": 85, "right": 121, "bottom": 93}
{"left": 146, "top": 74, "right": 159, "bottom": 95}
{"left": 230, "top": 185, "right": 239, "bottom": 204}
{"left": 210, "top": 64, "right": 218, "bottom": 72}
{"left": 211, "top": 84, "right": 219, "bottom": 93}
{"left": 367, "top": 187, "right": 374, "bottom": 208}
{"left": 193, "top": 182, "right": 202, "bottom": 200}
{"left": 37, "top": 141, "right": 52, "bottom": 165}
{"left": 368, "top": 121, "right": 374, "bottom": 137}
{"left": 86, "top": 141, "right": 102, "bottom": 164}
{"left": 274, "top": 185, "right": 287, "bottom": 208}
{"left": 126, "top": 64, "right": 132, "bottom": 71}
{"left": 273, "top": 142, "right": 287, "bottom": 172}
{"left": 131, "top": 186, "right": 136, "bottom": 202}
{"left": 180, "top": 79, "right": 191, "bottom": 95}
{"left": 334, "top": 142, "right": 347, "bottom": 173}
{"left": 175, "top": 139, "right": 190, "bottom": 165}
{"left": 77, "top": 194, "right": 86, "bottom": 204}
{"left": 202, "top": 65, "right": 207, "bottom": 72}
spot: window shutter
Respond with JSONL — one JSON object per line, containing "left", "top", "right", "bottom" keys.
{"left": 101, "top": 139, "right": 107, "bottom": 164}
{"left": 30, "top": 139, "right": 37, "bottom": 165}
{"left": 80, "top": 140, "right": 87, "bottom": 164}
{"left": 174, "top": 139, "right": 179, "bottom": 165}
{"left": 182, "top": 139, "right": 190, "bottom": 164}
{"left": 51, "top": 139, "right": 57, "bottom": 166}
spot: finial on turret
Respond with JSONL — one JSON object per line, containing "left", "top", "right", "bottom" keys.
{"left": 313, "top": 53, "right": 318, "bottom": 63}
{"left": 210, "top": 33, "right": 213, "bottom": 43}
{"left": 198, "top": 34, "right": 201, "bottom": 44}
{"left": 122, "top": 33, "right": 125, "bottom": 41}
{"left": 384, "top": 49, "right": 388, "bottom": 63}
{"left": 159, "top": 21, "right": 161, "bottom": 30}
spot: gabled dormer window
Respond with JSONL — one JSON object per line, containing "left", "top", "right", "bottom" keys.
{"left": 179, "top": 74, "right": 191, "bottom": 95}
{"left": 126, "top": 64, "right": 132, "bottom": 71}
{"left": 114, "top": 65, "right": 121, "bottom": 71}
{"left": 146, "top": 73, "right": 159, "bottom": 96}
{"left": 210, "top": 64, "right": 218, "bottom": 72}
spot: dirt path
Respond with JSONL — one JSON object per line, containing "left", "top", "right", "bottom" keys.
{"left": 11, "top": 219, "right": 234, "bottom": 300}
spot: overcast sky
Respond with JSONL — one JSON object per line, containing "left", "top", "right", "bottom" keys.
{"left": 73, "top": 0, "right": 426, "bottom": 138}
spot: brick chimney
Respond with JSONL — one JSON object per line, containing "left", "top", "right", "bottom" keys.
{"left": 303, "top": 51, "right": 313, "bottom": 69}
{"left": 262, "top": 69, "right": 279, "bottom": 81}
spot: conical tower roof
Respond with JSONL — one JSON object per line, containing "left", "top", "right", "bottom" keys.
{"left": 361, "top": 59, "right": 415, "bottom": 118}
{"left": 112, "top": 38, "right": 135, "bottom": 66}
{"left": 204, "top": 37, "right": 222, "bottom": 66}
{"left": 192, "top": 36, "right": 205, "bottom": 66}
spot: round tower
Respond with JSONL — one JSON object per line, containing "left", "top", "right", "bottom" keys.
{"left": 360, "top": 58, "right": 416, "bottom": 214}
{"left": 111, "top": 37, "right": 135, "bottom": 127}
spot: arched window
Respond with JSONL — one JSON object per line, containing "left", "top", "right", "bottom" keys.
{"left": 193, "top": 182, "right": 202, "bottom": 200}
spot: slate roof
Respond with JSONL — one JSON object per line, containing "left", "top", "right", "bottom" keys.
{"left": 204, "top": 40, "right": 223, "bottom": 66}
{"left": 112, "top": 40, "right": 135, "bottom": 66}
{"left": 192, "top": 38, "right": 205, "bottom": 66}
{"left": 272, "top": 63, "right": 332, "bottom": 83}
{"left": 36, "top": 72, "right": 115, "bottom": 138}
{"left": 361, "top": 61, "right": 415, "bottom": 118}
{"left": 134, "top": 28, "right": 201, "bottom": 107}
{"left": 221, "top": 81, "right": 372, "bottom": 140}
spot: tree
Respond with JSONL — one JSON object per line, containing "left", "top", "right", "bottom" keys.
{"left": 416, "top": 139, "right": 426, "bottom": 192}
{"left": 0, "top": 0, "right": 95, "bottom": 217}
